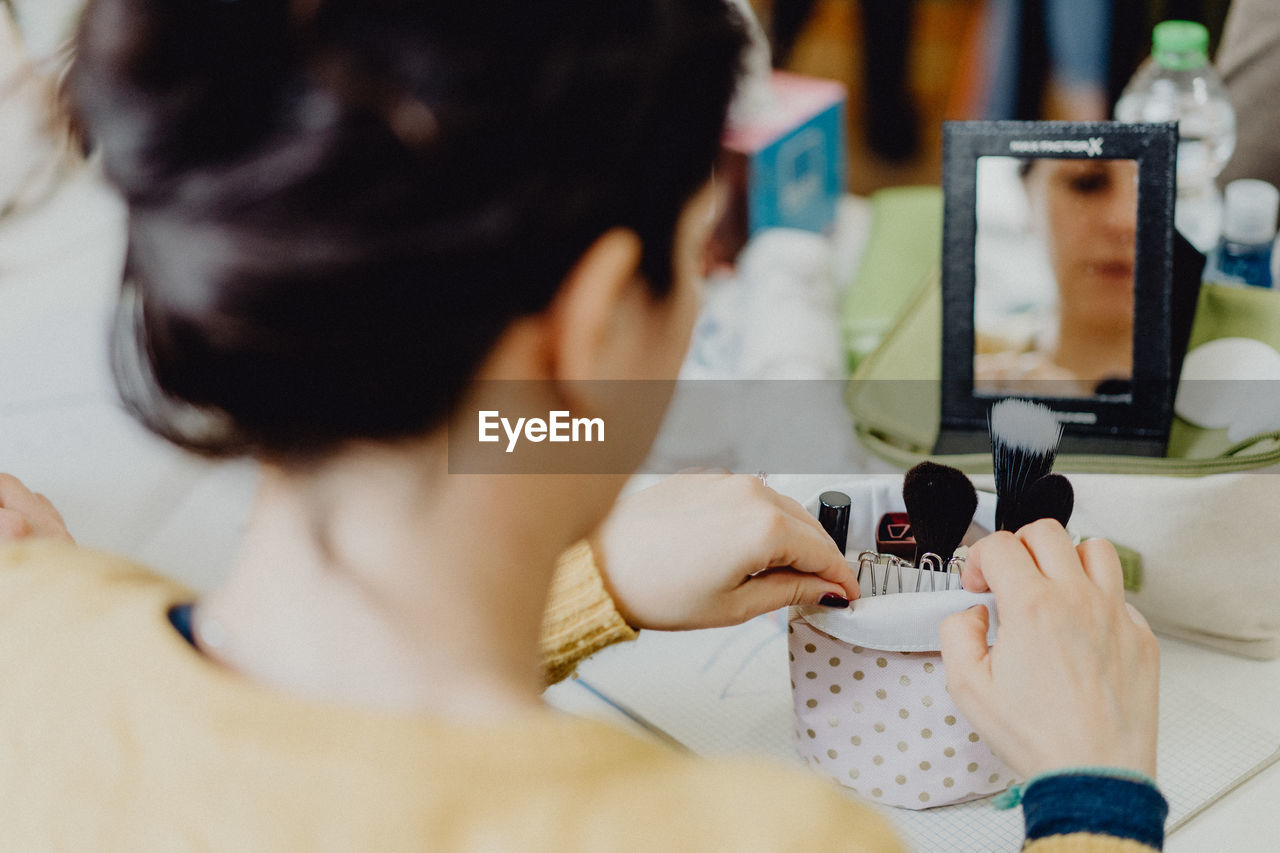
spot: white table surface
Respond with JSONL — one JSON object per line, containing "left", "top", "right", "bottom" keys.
{"left": 4, "top": 166, "right": 1278, "bottom": 851}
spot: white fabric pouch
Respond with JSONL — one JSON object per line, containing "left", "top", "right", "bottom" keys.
{"left": 787, "top": 478, "right": 1016, "bottom": 809}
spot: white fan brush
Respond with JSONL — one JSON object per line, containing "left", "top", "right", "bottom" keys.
{"left": 988, "top": 398, "right": 1064, "bottom": 532}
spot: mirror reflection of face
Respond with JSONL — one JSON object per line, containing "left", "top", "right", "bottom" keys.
{"left": 972, "top": 156, "right": 1138, "bottom": 399}
{"left": 1023, "top": 158, "right": 1138, "bottom": 336}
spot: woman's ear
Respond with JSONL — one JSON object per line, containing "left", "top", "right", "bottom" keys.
{"left": 546, "top": 228, "right": 646, "bottom": 382}
{"left": 541, "top": 228, "right": 675, "bottom": 470}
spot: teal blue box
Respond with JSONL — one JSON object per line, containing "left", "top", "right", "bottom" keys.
{"left": 713, "top": 72, "right": 847, "bottom": 262}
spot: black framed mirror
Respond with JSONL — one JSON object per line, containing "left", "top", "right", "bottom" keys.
{"left": 935, "top": 120, "right": 1179, "bottom": 456}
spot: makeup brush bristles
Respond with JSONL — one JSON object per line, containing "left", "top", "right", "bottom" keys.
{"left": 1005, "top": 472, "right": 1074, "bottom": 532}
{"left": 989, "top": 398, "right": 1064, "bottom": 532}
{"left": 902, "top": 461, "right": 978, "bottom": 566}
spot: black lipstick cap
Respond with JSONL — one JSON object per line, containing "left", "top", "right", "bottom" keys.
{"left": 818, "top": 491, "right": 851, "bottom": 554}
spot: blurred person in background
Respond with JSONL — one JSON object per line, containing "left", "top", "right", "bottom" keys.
{"left": 770, "top": 0, "right": 921, "bottom": 161}
{"left": 979, "top": 0, "right": 1114, "bottom": 121}
{"left": 1216, "top": 0, "right": 1280, "bottom": 190}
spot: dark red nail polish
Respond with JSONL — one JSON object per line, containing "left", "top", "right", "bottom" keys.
{"left": 819, "top": 594, "right": 849, "bottom": 608}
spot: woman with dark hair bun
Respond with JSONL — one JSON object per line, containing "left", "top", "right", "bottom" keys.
{"left": 0, "top": 1, "right": 1166, "bottom": 850}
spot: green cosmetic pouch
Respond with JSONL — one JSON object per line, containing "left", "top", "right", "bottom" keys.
{"left": 842, "top": 190, "right": 1280, "bottom": 659}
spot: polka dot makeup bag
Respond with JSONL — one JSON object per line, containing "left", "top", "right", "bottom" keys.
{"left": 788, "top": 478, "right": 1015, "bottom": 810}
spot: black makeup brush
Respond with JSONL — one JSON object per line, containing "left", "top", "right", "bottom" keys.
{"left": 1005, "top": 473, "right": 1074, "bottom": 532}
{"left": 989, "top": 399, "right": 1064, "bottom": 532}
{"left": 902, "top": 461, "right": 979, "bottom": 567}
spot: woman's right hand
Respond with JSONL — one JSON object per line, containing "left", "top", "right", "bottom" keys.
{"left": 939, "top": 520, "right": 1159, "bottom": 779}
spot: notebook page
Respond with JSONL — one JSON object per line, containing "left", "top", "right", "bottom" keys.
{"left": 549, "top": 612, "right": 1280, "bottom": 851}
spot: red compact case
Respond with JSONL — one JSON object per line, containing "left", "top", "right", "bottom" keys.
{"left": 876, "top": 512, "right": 916, "bottom": 560}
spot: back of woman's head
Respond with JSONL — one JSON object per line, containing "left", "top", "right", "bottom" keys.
{"left": 71, "top": 0, "right": 746, "bottom": 461}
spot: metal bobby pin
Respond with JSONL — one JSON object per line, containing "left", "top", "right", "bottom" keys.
{"left": 848, "top": 551, "right": 969, "bottom": 596}
{"left": 856, "top": 551, "right": 878, "bottom": 596}
{"left": 882, "top": 555, "right": 904, "bottom": 596}
{"left": 915, "top": 553, "right": 943, "bottom": 592}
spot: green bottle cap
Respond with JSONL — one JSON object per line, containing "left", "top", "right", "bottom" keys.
{"left": 1152, "top": 20, "right": 1209, "bottom": 70}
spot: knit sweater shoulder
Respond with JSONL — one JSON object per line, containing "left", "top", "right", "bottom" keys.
{"left": 0, "top": 539, "right": 1155, "bottom": 852}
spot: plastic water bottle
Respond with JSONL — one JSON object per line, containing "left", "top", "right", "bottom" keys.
{"left": 1206, "top": 179, "right": 1279, "bottom": 288}
{"left": 1115, "top": 20, "right": 1237, "bottom": 251}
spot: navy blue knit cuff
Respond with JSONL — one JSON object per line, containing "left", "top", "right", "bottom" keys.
{"left": 1022, "top": 774, "right": 1168, "bottom": 849}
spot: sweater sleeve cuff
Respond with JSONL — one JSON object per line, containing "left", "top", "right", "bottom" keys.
{"left": 1022, "top": 774, "right": 1168, "bottom": 850}
{"left": 539, "top": 539, "right": 638, "bottom": 686}
{"left": 1024, "top": 834, "right": 1163, "bottom": 853}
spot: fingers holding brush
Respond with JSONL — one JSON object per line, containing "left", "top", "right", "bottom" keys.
{"left": 942, "top": 523, "right": 1160, "bottom": 779}
{"left": 1076, "top": 536, "right": 1126, "bottom": 598}
{"left": 962, "top": 523, "right": 1120, "bottom": 601}
{"left": 1014, "top": 519, "right": 1085, "bottom": 582}
{"left": 956, "top": 530, "right": 1041, "bottom": 597}
{"left": 962, "top": 520, "right": 1081, "bottom": 590}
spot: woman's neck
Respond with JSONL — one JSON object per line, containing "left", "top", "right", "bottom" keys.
{"left": 194, "top": 443, "right": 596, "bottom": 720}
{"left": 1051, "top": 316, "right": 1133, "bottom": 384}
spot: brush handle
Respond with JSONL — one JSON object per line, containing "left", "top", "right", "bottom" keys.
{"left": 995, "top": 495, "right": 1012, "bottom": 533}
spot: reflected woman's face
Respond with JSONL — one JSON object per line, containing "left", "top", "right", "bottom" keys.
{"left": 1024, "top": 159, "right": 1137, "bottom": 335}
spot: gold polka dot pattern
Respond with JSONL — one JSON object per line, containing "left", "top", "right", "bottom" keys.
{"left": 788, "top": 614, "right": 1015, "bottom": 810}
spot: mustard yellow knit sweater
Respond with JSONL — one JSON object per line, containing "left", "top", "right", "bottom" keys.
{"left": 0, "top": 540, "right": 1155, "bottom": 852}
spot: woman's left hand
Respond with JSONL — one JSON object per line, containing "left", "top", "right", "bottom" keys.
{"left": 589, "top": 471, "right": 857, "bottom": 631}
{"left": 0, "top": 474, "right": 73, "bottom": 543}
